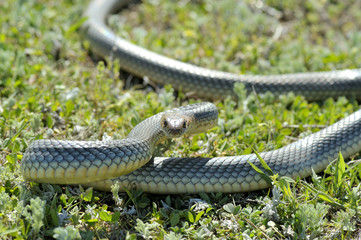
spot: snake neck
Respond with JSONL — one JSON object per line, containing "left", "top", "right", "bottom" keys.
{"left": 126, "top": 113, "right": 167, "bottom": 148}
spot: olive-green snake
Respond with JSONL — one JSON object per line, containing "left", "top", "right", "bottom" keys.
{"left": 21, "top": 0, "right": 361, "bottom": 194}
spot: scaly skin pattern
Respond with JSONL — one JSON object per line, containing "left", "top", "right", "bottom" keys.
{"left": 21, "top": 0, "right": 361, "bottom": 194}
{"left": 20, "top": 103, "right": 220, "bottom": 191}
{"left": 84, "top": 109, "right": 361, "bottom": 194}
{"left": 21, "top": 102, "right": 361, "bottom": 194}
{"left": 21, "top": 139, "right": 154, "bottom": 185}
{"left": 81, "top": 0, "right": 361, "bottom": 101}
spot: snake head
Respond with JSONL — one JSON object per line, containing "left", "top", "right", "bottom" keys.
{"left": 160, "top": 113, "right": 192, "bottom": 138}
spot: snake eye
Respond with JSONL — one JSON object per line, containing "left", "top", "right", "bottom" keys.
{"left": 163, "top": 119, "right": 168, "bottom": 127}
{"left": 183, "top": 121, "right": 187, "bottom": 129}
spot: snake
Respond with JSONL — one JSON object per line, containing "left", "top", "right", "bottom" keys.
{"left": 20, "top": 0, "right": 361, "bottom": 194}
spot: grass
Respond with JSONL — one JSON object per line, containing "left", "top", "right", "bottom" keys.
{"left": 1, "top": 0, "right": 361, "bottom": 239}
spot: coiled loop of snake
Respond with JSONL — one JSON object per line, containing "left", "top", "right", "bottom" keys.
{"left": 20, "top": 0, "right": 361, "bottom": 194}
{"left": 82, "top": 0, "right": 361, "bottom": 100}
{"left": 21, "top": 103, "right": 218, "bottom": 187}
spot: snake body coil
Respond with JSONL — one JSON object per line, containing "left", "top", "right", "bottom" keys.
{"left": 82, "top": 0, "right": 361, "bottom": 100}
{"left": 21, "top": 0, "right": 361, "bottom": 194}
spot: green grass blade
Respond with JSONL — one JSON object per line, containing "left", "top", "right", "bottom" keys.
{"left": 252, "top": 147, "right": 274, "bottom": 176}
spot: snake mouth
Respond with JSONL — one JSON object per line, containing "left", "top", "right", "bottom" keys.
{"left": 164, "top": 128, "right": 186, "bottom": 138}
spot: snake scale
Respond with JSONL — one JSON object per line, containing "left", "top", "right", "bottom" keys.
{"left": 21, "top": 0, "right": 361, "bottom": 194}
